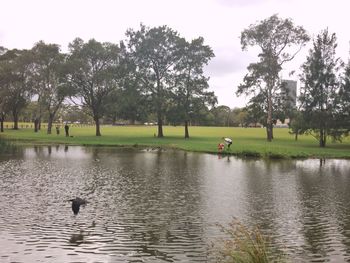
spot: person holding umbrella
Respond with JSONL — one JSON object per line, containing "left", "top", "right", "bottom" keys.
{"left": 222, "top": 137, "right": 233, "bottom": 149}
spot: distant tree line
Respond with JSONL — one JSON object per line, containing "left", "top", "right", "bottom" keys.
{"left": 0, "top": 24, "right": 218, "bottom": 138}
{"left": 2, "top": 17, "right": 350, "bottom": 147}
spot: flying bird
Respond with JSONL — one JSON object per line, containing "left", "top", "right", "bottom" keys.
{"left": 69, "top": 197, "right": 87, "bottom": 215}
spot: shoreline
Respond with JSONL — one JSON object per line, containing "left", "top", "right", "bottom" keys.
{"left": 1, "top": 126, "right": 350, "bottom": 160}
{"left": 4, "top": 139, "right": 350, "bottom": 160}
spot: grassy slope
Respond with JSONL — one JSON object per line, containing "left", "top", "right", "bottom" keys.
{"left": 1, "top": 125, "right": 350, "bottom": 158}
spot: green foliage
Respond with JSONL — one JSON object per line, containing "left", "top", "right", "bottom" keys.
{"left": 67, "top": 38, "right": 121, "bottom": 136}
{"left": 338, "top": 60, "right": 350, "bottom": 132}
{"left": 238, "top": 14, "right": 309, "bottom": 141}
{"left": 126, "top": 24, "right": 183, "bottom": 137}
{"left": 104, "top": 43, "right": 148, "bottom": 124}
{"left": 299, "top": 29, "right": 344, "bottom": 147}
{"left": 1, "top": 26, "right": 217, "bottom": 138}
{"left": 31, "top": 41, "right": 71, "bottom": 134}
{"left": 210, "top": 106, "right": 232, "bottom": 126}
{"left": 0, "top": 49, "right": 33, "bottom": 129}
{"left": 170, "top": 37, "right": 216, "bottom": 137}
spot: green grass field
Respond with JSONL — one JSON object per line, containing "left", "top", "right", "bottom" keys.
{"left": 1, "top": 124, "right": 350, "bottom": 159}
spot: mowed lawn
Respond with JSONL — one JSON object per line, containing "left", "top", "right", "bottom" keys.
{"left": 2, "top": 124, "right": 350, "bottom": 158}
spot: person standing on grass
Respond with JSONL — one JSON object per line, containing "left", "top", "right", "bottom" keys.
{"left": 56, "top": 125, "right": 60, "bottom": 135}
{"left": 223, "top": 137, "right": 232, "bottom": 149}
{"left": 64, "top": 123, "right": 69, "bottom": 137}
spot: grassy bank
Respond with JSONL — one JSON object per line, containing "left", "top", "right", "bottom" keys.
{"left": 1, "top": 125, "right": 350, "bottom": 159}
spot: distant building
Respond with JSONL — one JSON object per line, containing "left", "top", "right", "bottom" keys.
{"left": 281, "top": 79, "right": 297, "bottom": 107}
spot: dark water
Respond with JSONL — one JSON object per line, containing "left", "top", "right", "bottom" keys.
{"left": 1, "top": 146, "right": 350, "bottom": 262}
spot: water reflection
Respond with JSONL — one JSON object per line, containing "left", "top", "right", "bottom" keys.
{"left": 69, "top": 231, "right": 85, "bottom": 245}
{"left": 0, "top": 146, "right": 350, "bottom": 262}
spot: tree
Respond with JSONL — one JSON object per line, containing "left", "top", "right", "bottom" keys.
{"left": 31, "top": 41, "right": 72, "bottom": 134}
{"left": 237, "top": 14, "right": 309, "bottom": 141}
{"left": 67, "top": 38, "right": 120, "bottom": 136}
{"left": 105, "top": 42, "right": 148, "bottom": 125}
{"left": 338, "top": 59, "right": 350, "bottom": 133}
{"left": 126, "top": 24, "right": 182, "bottom": 138}
{"left": 172, "top": 37, "right": 216, "bottom": 138}
{"left": 299, "top": 29, "right": 343, "bottom": 147}
{"left": 288, "top": 110, "right": 307, "bottom": 141}
{"left": 0, "top": 87, "right": 10, "bottom": 132}
{"left": 244, "top": 94, "right": 267, "bottom": 127}
{"left": 233, "top": 108, "right": 248, "bottom": 127}
{"left": 211, "top": 105, "right": 232, "bottom": 126}
{"left": 0, "top": 46, "right": 7, "bottom": 132}
{"left": 0, "top": 49, "right": 33, "bottom": 130}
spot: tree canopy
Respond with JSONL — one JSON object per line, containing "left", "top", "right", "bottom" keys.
{"left": 238, "top": 14, "right": 309, "bottom": 141}
{"left": 67, "top": 38, "right": 121, "bottom": 136}
{"left": 299, "top": 29, "right": 344, "bottom": 147}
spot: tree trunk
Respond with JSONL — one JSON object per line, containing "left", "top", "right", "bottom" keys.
{"left": 112, "top": 115, "right": 117, "bottom": 126}
{"left": 271, "top": 123, "right": 274, "bottom": 139}
{"left": 156, "top": 75, "right": 164, "bottom": 138}
{"left": 34, "top": 118, "right": 39, "bottom": 132}
{"left": 47, "top": 114, "right": 54, "bottom": 134}
{"left": 267, "top": 111, "right": 273, "bottom": 142}
{"left": 157, "top": 116, "right": 163, "bottom": 138}
{"left": 0, "top": 116, "right": 4, "bottom": 132}
{"left": 295, "top": 132, "right": 298, "bottom": 141}
{"left": 184, "top": 120, "right": 189, "bottom": 139}
{"left": 13, "top": 112, "right": 19, "bottom": 130}
{"left": 95, "top": 117, "right": 101, "bottom": 136}
{"left": 266, "top": 81, "right": 273, "bottom": 142}
{"left": 319, "top": 129, "right": 326, "bottom": 147}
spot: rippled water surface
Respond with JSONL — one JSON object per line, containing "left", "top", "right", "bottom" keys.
{"left": 1, "top": 146, "right": 350, "bottom": 262}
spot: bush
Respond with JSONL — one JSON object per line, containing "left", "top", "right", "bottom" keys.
{"left": 213, "top": 219, "right": 287, "bottom": 263}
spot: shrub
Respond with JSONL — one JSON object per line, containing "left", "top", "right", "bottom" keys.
{"left": 213, "top": 219, "right": 287, "bottom": 263}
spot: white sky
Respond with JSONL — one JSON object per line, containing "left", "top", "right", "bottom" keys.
{"left": 1, "top": 0, "right": 350, "bottom": 108}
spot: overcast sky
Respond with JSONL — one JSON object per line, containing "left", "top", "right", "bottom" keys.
{"left": 1, "top": 0, "right": 350, "bottom": 107}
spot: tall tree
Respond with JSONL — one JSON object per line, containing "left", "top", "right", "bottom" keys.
{"left": 0, "top": 46, "right": 9, "bottom": 132}
{"left": 126, "top": 24, "right": 182, "bottom": 138}
{"left": 0, "top": 85, "right": 10, "bottom": 132}
{"left": 67, "top": 38, "right": 120, "bottom": 136}
{"left": 0, "top": 49, "right": 33, "bottom": 130}
{"left": 31, "top": 41, "right": 71, "bottom": 134}
{"left": 237, "top": 14, "right": 309, "bottom": 141}
{"left": 173, "top": 37, "right": 216, "bottom": 138}
{"left": 339, "top": 59, "right": 350, "bottom": 133}
{"left": 299, "top": 29, "right": 343, "bottom": 147}
{"left": 105, "top": 42, "right": 147, "bottom": 125}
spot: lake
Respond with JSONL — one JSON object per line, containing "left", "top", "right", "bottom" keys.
{"left": 0, "top": 146, "right": 350, "bottom": 262}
